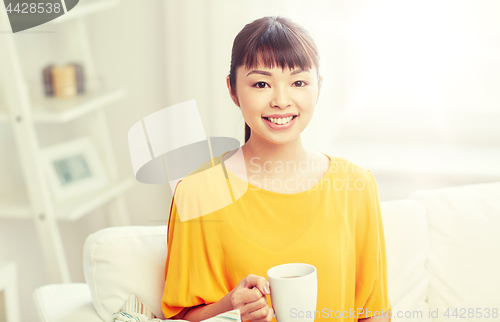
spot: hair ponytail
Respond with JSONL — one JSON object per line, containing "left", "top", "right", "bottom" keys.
{"left": 244, "top": 123, "right": 251, "bottom": 143}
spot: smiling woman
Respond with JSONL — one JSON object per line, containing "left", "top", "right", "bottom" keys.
{"left": 162, "top": 16, "right": 392, "bottom": 322}
{"left": 226, "top": 16, "right": 322, "bottom": 144}
{"left": 246, "top": 68, "right": 309, "bottom": 132}
{"left": 229, "top": 62, "right": 320, "bottom": 148}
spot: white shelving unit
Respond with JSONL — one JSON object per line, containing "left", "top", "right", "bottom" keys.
{"left": 0, "top": 261, "right": 21, "bottom": 322}
{"left": 0, "top": 0, "right": 133, "bottom": 284}
{"left": 0, "top": 179, "right": 133, "bottom": 221}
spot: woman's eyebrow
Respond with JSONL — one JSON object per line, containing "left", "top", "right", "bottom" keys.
{"left": 291, "top": 68, "right": 309, "bottom": 75}
{"left": 246, "top": 68, "right": 310, "bottom": 77}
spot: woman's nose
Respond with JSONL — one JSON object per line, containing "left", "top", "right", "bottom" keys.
{"left": 271, "top": 86, "right": 292, "bottom": 108}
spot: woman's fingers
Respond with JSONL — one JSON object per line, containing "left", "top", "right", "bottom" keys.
{"left": 232, "top": 274, "right": 273, "bottom": 322}
{"left": 244, "top": 302, "right": 270, "bottom": 322}
{"left": 233, "top": 286, "right": 262, "bottom": 307}
{"left": 245, "top": 274, "right": 270, "bottom": 296}
{"left": 253, "top": 306, "right": 274, "bottom": 322}
{"left": 242, "top": 295, "right": 268, "bottom": 315}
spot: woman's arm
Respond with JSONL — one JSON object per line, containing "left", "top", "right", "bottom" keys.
{"left": 172, "top": 291, "right": 234, "bottom": 322}
{"left": 171, "top": 275, "right": 272, "bottom": 322}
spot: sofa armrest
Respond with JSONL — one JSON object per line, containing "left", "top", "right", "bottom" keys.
{"left": 33, "top": 283, "right": 103, "bottom": 322}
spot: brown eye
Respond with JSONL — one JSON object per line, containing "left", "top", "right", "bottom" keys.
{"left": 253, "top": 82, "right": 269, "bottom": 89}
{"left": 293, "top": 81, "right": 307, "bottom": 87}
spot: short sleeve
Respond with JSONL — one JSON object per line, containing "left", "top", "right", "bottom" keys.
{"left": 161, "top": 181, "right": 228, "bottom": 319}
{"left": 354, "top": 170, "right": 392, "bottom": 320}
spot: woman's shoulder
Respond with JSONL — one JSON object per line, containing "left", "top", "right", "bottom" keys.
{"left": 323, "top": 154, "right": 374, "bottom": 180}
{"left": 172, "top": 151, "right": 228, "bottom": 202}
{"left": 176, "top": 151, "right": 228, "bottom": 185}
{"left": 172, "top": 151, "right": 235, "bottom": 219}
{"left": 319, "top": 153, "right": 377, "bottom": 199}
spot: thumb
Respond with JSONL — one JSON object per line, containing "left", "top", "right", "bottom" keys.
{"left": 247, "top": 275, "right": 270, "bottom": 295}
{"left": 258, "top": 279, "right": 270, "bottom": 295}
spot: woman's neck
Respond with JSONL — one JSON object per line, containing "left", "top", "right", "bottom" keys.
{"left": 241, "top": 135, "right": 310, "bottom": 166}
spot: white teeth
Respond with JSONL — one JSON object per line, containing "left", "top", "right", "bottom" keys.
{"left": 268, "top": 116, "right": 293, "bottom": 124}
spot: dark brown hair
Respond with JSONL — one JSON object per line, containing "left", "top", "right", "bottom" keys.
{"left": 228, "top": 16, "right": 321, "bottom": 143}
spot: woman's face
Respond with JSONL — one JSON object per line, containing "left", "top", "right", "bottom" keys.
{"left": 227, "top": 61, "right": 322, "bottom": 146}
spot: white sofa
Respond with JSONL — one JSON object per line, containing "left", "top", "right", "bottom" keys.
{"left": 33, "top": 182, "right": 500, "bottom": 322}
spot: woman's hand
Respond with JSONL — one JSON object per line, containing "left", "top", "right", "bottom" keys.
{"left": 230, "top": 274, "right": 274, "bottom": 322}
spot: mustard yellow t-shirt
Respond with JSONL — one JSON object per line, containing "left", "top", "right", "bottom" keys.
{"left": 162, "top": 152, "right": 391, "bottom": 322}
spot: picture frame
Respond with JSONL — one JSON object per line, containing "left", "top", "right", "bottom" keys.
{"left": 42, "top": 137, "right": 109, "bottom": 201}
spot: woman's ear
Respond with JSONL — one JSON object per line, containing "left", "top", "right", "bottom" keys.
{"left": 315, "top": 76, "right": 323, "bottom": 104}
{"left": 226, "top": 75, "right": 240, "bottom": 107}
{"left": 317, "top": 76, "right": 323, "bottom": 99}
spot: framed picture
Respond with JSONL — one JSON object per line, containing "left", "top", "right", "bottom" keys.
{"left": 42, "top": 137, "right": 109, "bottom": 201}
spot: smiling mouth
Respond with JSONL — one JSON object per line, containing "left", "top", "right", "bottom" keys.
{"left": 262, "top": 115, "right": 298, "bottom": 123}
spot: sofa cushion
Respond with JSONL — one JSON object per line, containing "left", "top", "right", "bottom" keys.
{"left": 380, "top": 199, "right": 431, "bottom": 321}
{"left": 410, "top": 182, "right": 500, "bottom": 319}
{"left": 83, "top": 225, "right": 168, "bottom": 322}
{"left": 33, "top": 283, "right": 103, "bottom": 322}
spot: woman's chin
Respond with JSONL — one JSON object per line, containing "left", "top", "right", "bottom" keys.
{"left": 256, "top": 133, "right": 302, "bottom": 146}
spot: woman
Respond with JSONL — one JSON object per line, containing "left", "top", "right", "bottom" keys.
{"left": 162, "top": 16, "right": 391, "bottom": 322}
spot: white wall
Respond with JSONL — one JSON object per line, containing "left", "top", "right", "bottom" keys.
{"left": 0, "top": 1, "right": 169, "bottom": 320}
{"left": 162, "top": 0, "right": 500, "bottom": 201}
{"left": 322, "top": 0, "right": 500, "bottom": 199}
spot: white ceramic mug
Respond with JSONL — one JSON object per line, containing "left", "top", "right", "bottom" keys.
{"left": 267, "top": 263, "right": 317, "bottom": 322}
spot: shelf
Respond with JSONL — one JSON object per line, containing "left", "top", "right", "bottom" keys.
{"left": 56, "top": 177, "right": 134, "bottom": 221}
{"left": 49, "top": 0, "right": 120, "bottom": 24}
{"left": 0, "top": 177, "right": 134, "bottom": 221}
{"left": 33, "top": 87, "right": 126, "bottom": 123}
{"left": 0, "top": 87, "right": 126, "bottom": 124}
